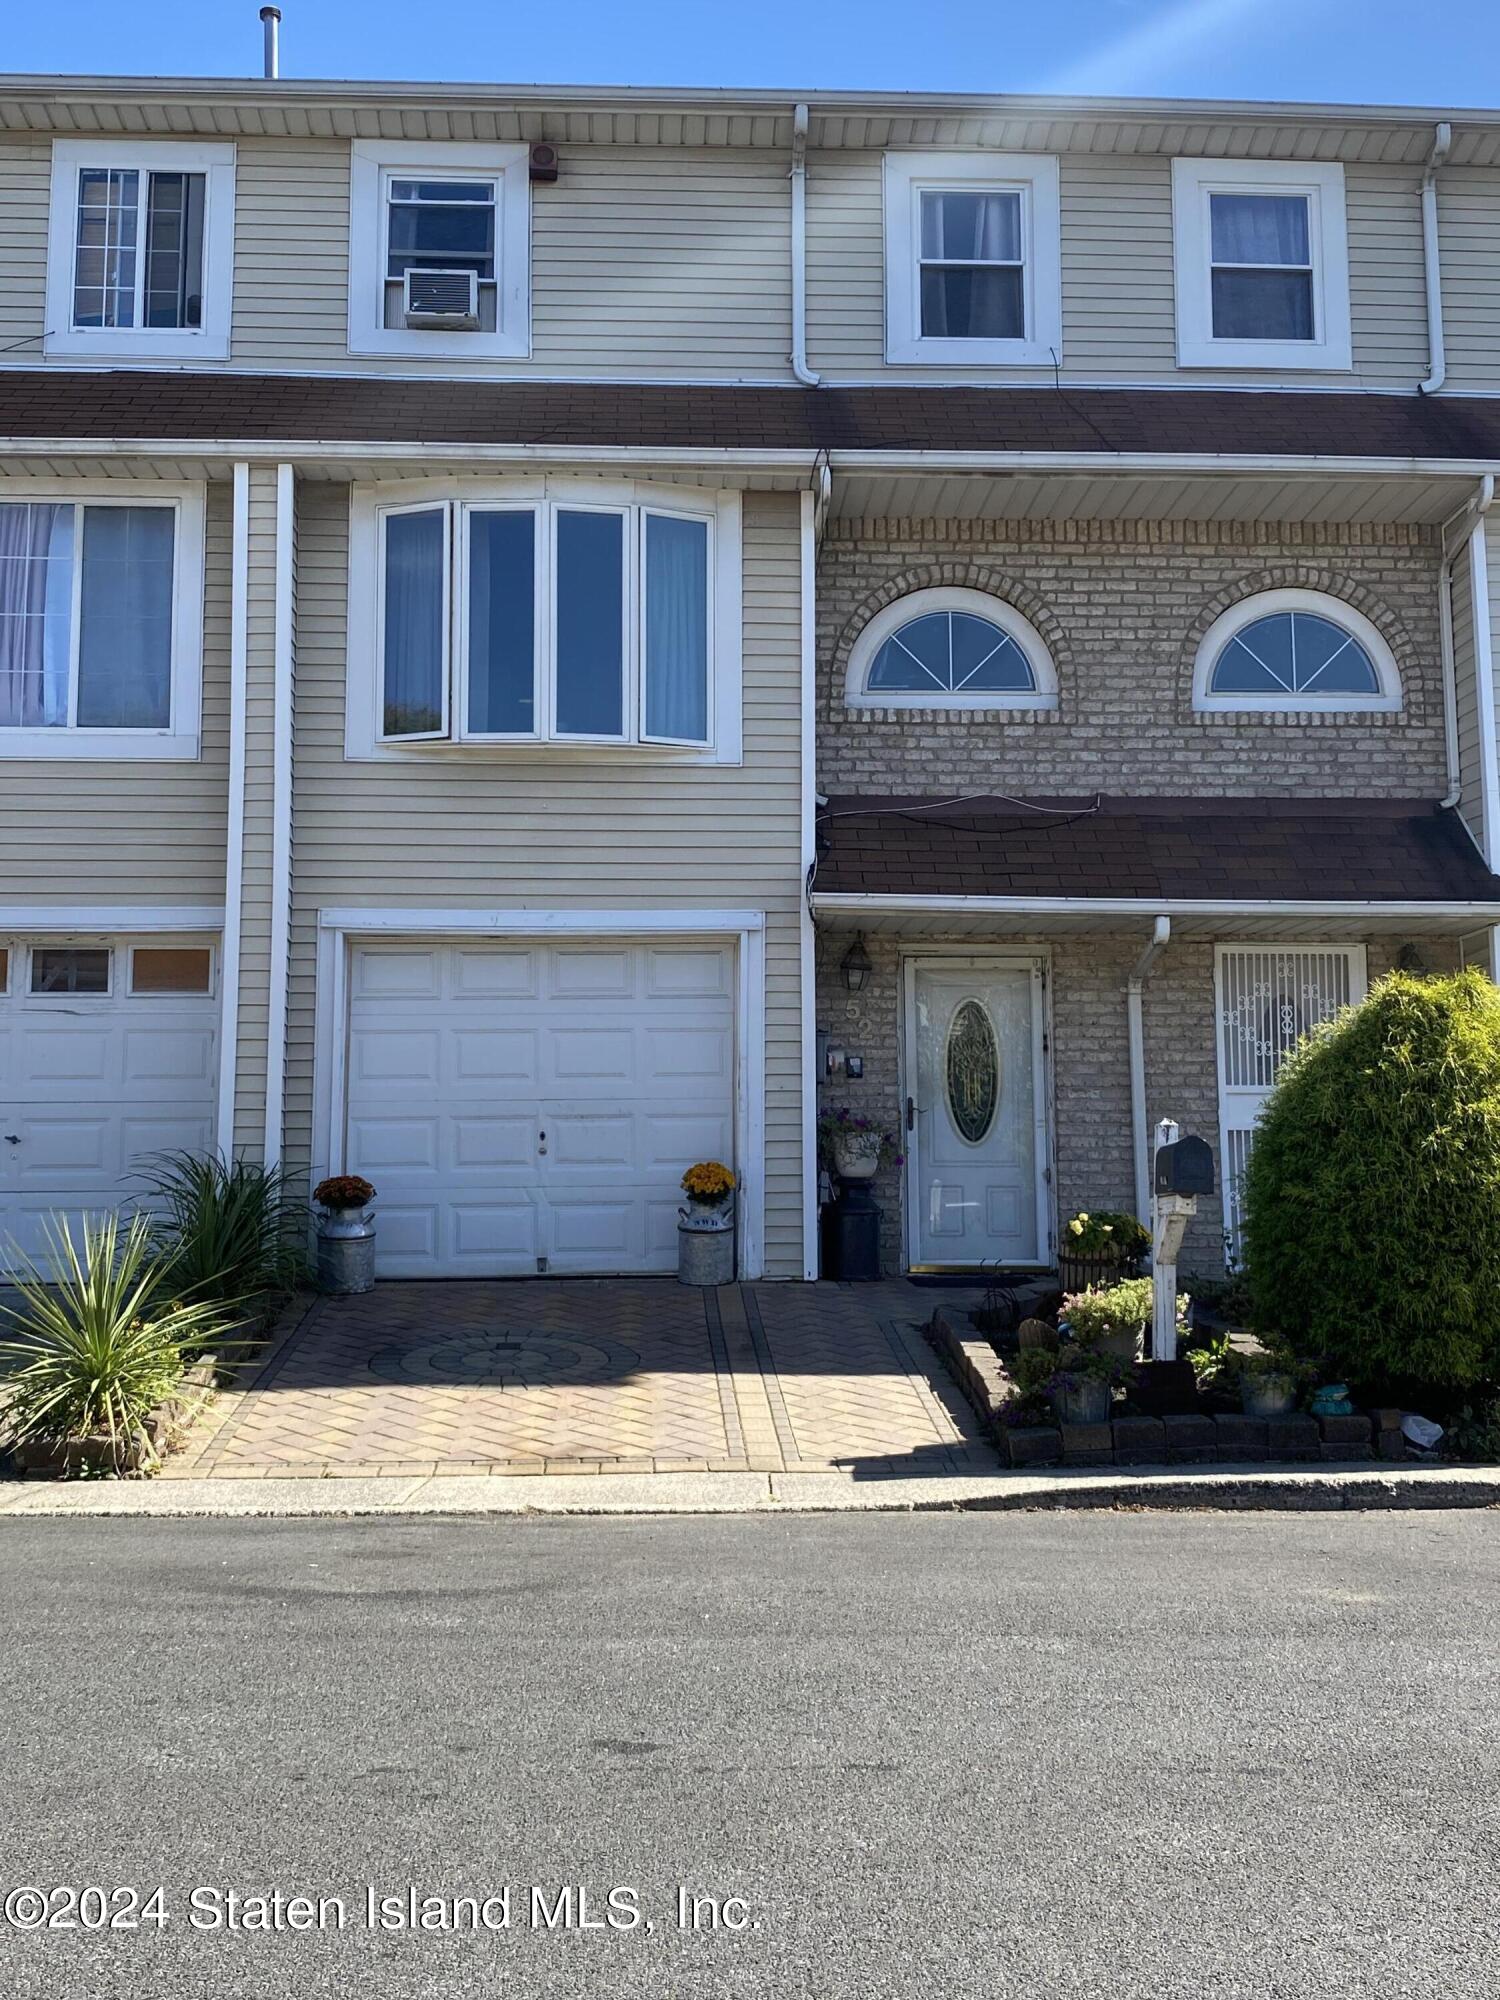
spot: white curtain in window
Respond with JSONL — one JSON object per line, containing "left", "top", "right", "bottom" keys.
{"left": 644, "top": 514, "right": 708, "bottom": 742}
{"left": 1210, "top": 193, "right": 1309, "bottom": 267}
{"left": 382, "top": 509, "right": 446, "bottom": 735}
{"left": 0, "top": 503, "right": 73, "bottom": 729}
{"left": 921, "top": 191, "right": 1020, "bottom": 263}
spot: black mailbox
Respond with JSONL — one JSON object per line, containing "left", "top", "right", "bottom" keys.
{"left": 1154, "top": 1134, "right": 1215, "bottom": 1197}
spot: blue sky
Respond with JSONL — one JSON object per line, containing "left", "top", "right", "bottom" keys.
{"left": 6, "top": 0, "right": 1499, "bottom": 104}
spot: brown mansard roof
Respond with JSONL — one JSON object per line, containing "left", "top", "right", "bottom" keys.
{"left": 6, "top": 371, "right": 1500, "bottom": 458}
{"left": 813, "top": 797, "right": 1500, "bottom": 905}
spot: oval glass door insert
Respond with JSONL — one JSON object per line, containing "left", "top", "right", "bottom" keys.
{"left": 945, "top": 998, "right": 1000, "bottom": 1144}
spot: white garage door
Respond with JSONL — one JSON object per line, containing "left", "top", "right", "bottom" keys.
{"left": 345, "top": 940, "right": 736, "bottom": 1277}
{"left": 0, "top": 940, "right": 219, "bottom": 1269}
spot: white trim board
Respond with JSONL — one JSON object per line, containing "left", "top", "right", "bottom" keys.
{"left": 0, "top": 905, "right": 225, "bottom": 932}
{"left": 262, "top": 462, "right": 295, "bottom": 1169}
{"left": 798, "top": 487, "right": 819, "bottom": 1280}
{"left": 309, "top": 907, "right": 769, "bottom": 1280}
{"left": 216, "top": 460, "right": 250, "bottom": 1159}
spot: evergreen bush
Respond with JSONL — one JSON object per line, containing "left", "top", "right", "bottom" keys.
{"left": 1242, "top": 969, "right": 1500, "bottom": 1388}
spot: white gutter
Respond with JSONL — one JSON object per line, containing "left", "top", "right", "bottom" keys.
{"left": 262, "top": 463, "right": 295, "bottom": 1170}
{"left": 216, "top": 461, "right": 250, "bottom": 1160}
{"left": 798, "top": 487, "right": 819, "bottom": 1277}
{"left": 1127, "top": 918, "right": 1171, "bottom": 1228}
{"left": 1419, "top": 121, "right": 1453, "bottom": 397}
{"left": 789, "top": 104, "right": 821, "bottom": 389}
{"left": 811, "top": 891, "right": 1500, "bottom": 920}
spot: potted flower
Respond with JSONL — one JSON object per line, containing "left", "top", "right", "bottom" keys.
{"left": 1236, "top": 1347, "right": 1300, "bottom": 1417}
{"left": 817, "top": 1107, "right": 902, "bottom": 1184}
{"left": 1059, "top": 1277, "right": 1188, "bottom": 1365}
{"left": 1057, "top": 1209, "right": 1150, "bottom": 1293}
{"left": 677, "top": 1162, "right": 736, "bottom": 1287}
{"left": 312, "top": 1174, "right": 377, "bottom": 1295}
{"left": 1045, "top": 1347, "right": 1132, "bottom": 1426}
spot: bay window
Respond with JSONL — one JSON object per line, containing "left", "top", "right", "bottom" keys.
{"left": 369, "top": 487, "right": 729, "bottom": 752}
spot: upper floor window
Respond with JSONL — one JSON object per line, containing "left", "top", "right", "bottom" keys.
{"left": 1171, "top": 159, "right": 1351, "bottom": 372}
{"left": 846, "top": 589, "right": 1058, "bottom": 711}
{"left": 0, "top": 485, "right": 205, "bottom": 759}
{"left": 348, "top": 141, "right": 531, "bottom": 359}
{"left": 45, "top": 141, "right": 235, "bottom": 362}
{"left": 1193, "top": 590, "right": 1400, "bottom": 715}
{"left": 883, "top": 154, "right": 1061, "bottom": 367}
{"left": 346, "top": 481, "right": 742, "bottom": 762}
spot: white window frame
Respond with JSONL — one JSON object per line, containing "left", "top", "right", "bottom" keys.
{"left": 1192, "top": 588, "right": 1400, "bottom": 715}
{"left": 883, "top": 153, "right": 1062, "bottom": 368}
{"left": 348, "top": 140, "right": 531, "bottom": 360}
{"left": 1171, "top": 158, "right": 1351, "bottom": 373}
{"left": 45, "top": 140, "right": 235, "bottom": 364}
{"left": 346, "top": 477, "right": 742, "bottom": 763}
{"left": 845, "top": 587, "right": 1058, "bottom": 711}
{"left": 0, "top": 480, "right": 205, "bottom": 761}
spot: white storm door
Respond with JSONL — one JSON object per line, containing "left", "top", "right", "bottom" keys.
{"left": 1214, "top": 943, "right": 1366, "bottom": 1264}
{"left": 903, "top": 958, "right": 1048, "bottom": 1269}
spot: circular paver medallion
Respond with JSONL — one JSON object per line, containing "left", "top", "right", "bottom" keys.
{"left": 364, "top": 1328, "right": 641, "bottom": 1389}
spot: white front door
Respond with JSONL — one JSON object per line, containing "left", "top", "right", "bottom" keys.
{"left": 1214, "top": 943, "right": 1367, "bottom": 1263}
{"left": 345, "top": 940, "right": 736, "bottom": 1277}
{"left": 903, "top": 957, "right": 1049, "bottom": 1269}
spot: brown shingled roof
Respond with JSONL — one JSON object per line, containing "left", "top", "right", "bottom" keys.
{"left": 4, "top": 371, "right": 1500, "bottom": 457}
{"left": 813, "top": 796, "right": 1500, "bottom": 904}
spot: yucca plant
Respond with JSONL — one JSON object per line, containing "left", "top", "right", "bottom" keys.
{"left": 137, "top": 1151, "right": 308, "bottom": 1322}
{"left": 0, "top": 1213, "right": 230, "bottom": 1469}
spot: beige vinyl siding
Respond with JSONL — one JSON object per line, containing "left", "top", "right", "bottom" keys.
{"left": 285, "top": 483, "right": 806, "bottom": 1275}
{"left": 228, "top": 464, "right": 280, "bottom": 1155}
{"left": 1451, "top": 545, "right": 1484, "bottom": 854}
{"left": 0, "top": 476, "right": 230, "bottom": 904}
{"left": 0, "top": 143, "right": 47, "bottom": 356}
{"left": 1437, "top": 168, "right": 1500, "bottom": 393}
{"left": 232, "top": 139, "right": 793, "bottom": 380}
{"left": 806, "top": 149, "right": 1428, "bottom": 387}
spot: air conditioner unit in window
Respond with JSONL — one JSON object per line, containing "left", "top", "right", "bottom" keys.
{"left": 402, "top": 268, "right": 480, "bottom": 329}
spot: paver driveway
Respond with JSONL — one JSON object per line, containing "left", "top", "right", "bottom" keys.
{"left": 170, "top": 1280, "right": 1000, "bottom": 1479}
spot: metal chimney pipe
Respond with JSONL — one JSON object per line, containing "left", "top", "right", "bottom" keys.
{"left": 259, "top": 6, "right": 281, "bottom": 79}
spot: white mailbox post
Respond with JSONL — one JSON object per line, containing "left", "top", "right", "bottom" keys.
{"left": 1151, "top": 1119, "right": 1214, "bottom": 1362}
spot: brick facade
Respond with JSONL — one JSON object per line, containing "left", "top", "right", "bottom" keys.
{"left": 817, "top": 518, "right": 1446, "bottom": 799}
{"left": 815, "top": 929, "right": 1462, "bottom": 1278}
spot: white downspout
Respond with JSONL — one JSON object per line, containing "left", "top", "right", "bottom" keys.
{"left": 1418, "top": 121, "right": 1452, "bottom": 397}
{"left": 1439, "top": 473, "right": 1496, "bottom": 810}
{"left": 1128, "top": 917, "right": 1171, "bottom": 1228}
{"left": 789, "top": 104, "right": 821, "bottom": 388}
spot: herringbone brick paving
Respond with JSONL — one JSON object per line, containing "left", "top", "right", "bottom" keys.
{"left": 169, "top": 1280, "right": 998, "bottom": 1479}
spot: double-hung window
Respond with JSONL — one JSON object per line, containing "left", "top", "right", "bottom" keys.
{"left": 884, "top": 153, "right": 1061, "bottom": 366}
{"left": 1172, "top": 159, "right": 1351, "bottom": 372}
{"left": 0, "top": 486, "right": 204, "bottom": 759}
{"left": 348, "top": 141, "right": 531, "bottom": 358}
{"left": 351, "top": 483, "right": 740, "bottom": 759}
{"left": 45, "top": 141, "right": 235, "bottom": 361}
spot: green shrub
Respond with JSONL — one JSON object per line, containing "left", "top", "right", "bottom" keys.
{"left": 138, "top": 1152, "right": 308, "bottom": 1321}
{"left": 0, "top": 1213, "right": 229, "bottom": 1466}
{"left": 1242, "top": 968, "right": 1500, "bottom": 1389}
{"left": 1446, "top": 1392, "right": 1500, "bottom": 1463}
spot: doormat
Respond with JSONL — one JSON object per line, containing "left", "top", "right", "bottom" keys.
{"left": 904, "top": 1271, "right": 1053, "bottom": 1290}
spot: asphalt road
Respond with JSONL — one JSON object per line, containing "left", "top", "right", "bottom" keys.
{"left": 0, "top": 1510, "right": 1496, "bottom": 2000}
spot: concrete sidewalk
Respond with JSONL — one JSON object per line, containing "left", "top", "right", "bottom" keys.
{"left": 2, "top": 1461, "right": 1498, "bottom": 1517}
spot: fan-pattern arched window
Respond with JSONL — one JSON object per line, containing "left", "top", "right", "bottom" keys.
{"left": 846, "top": 587, "right": 1058, "bottom": 711}
{"left": 1193, "top": 589, "right": 1401, "bottom": 714}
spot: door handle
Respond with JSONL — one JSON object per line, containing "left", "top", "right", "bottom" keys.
{"left": 905, "top": 1096, "right": 915, "bottom": 1132}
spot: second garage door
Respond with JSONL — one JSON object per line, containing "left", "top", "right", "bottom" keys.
{"left": 345, "top": 940, "right": 736, "bottom": 1277}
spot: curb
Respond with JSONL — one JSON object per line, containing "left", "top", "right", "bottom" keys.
{"left": 0, "top": 1462, "right": 1497, "bottom": 1520}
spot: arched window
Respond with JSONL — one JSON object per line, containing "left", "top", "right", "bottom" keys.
{"left": 845, "top": 588, "right": 1058, "bottom": 710}
{"left": 1193, "top": 589, "right": 1401, "bottom": 714}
